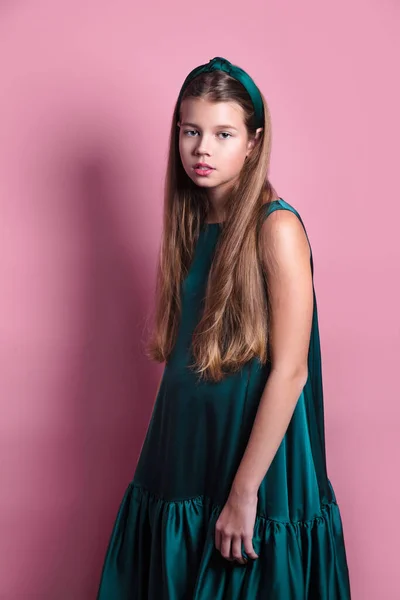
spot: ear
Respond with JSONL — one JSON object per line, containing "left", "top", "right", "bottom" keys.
{"left": 246, "top": 127, "right": 263, "bottom": 158}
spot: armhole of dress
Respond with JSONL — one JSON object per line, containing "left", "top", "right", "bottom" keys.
{"left": 262, "top": 200, "right": 314, "bottom": 277}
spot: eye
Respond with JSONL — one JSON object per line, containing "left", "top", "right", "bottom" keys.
{"left": 183, "top": 130, "right": 232, "bottom": 139}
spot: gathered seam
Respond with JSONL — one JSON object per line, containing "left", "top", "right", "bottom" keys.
{"left": 129, "top": 480, "right": 339, "bottom": 526}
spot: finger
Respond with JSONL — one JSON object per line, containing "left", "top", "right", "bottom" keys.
{"left": 243, "top": 535, "right": 259, "bottom": 560}
{"left": 220, "top": 534, "right": 233, "bottom": 561}
{"left": 214, "top": 526, "right": 222, "bottom": 552}
{"left": 231, "top": 535, "right": 246, "bottom": 565}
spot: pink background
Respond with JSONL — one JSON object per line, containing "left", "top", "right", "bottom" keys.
{"left": 0, "top": 1, "right": 399, "bottom": 598}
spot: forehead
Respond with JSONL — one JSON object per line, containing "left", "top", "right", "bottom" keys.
{"left": 179, "top": 97, "right": 245, "bottom": 128}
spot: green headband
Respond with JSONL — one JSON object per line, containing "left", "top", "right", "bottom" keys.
{"left": 177, "top": 56, "right": 264, "bottom": 128}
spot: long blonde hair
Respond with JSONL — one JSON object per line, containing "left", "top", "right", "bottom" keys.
{"left": 144, "top": 69, "right": 277, "bottom": 382}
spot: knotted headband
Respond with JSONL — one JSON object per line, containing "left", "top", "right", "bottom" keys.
{"left": 177, "top": 56, "right": 264, "bottom": 128}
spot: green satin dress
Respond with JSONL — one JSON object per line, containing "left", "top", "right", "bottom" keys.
{"left": 97, "top": 198, "right": 351, "bottom": 599}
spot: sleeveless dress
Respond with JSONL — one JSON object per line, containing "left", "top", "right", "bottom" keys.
{"left": 97, "top": 198, "right": 351, "bottom": 599}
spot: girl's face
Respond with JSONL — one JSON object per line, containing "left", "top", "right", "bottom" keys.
{"left": 177, "top": 98, "right": 261, "bottom": 199}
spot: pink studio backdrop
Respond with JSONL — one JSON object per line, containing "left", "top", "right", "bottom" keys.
{"left": 0, "top": 1, "right": 398, "bottom": 598}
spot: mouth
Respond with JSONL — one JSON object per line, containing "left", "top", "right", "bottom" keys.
{"left": 193, "top": 163, "right": 214, "bottom": 170}
{"left": 193, "top": 164, "right": 214, "bottom": 176}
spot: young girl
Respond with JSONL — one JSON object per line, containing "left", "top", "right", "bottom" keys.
{"left": 97, "top": 56, "right": 351, "bottom": 599}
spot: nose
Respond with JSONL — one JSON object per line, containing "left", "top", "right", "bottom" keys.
{"left": 194, "top": 135, "right": 211, "bottom": 157}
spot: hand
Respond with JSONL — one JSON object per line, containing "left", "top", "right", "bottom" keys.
{"left": 214, "top": 487, "right": 259, "bottom": 565}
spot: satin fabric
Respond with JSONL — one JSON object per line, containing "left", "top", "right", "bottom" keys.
{"left": 97, "top": 199, "right": 351, "bottom": 599}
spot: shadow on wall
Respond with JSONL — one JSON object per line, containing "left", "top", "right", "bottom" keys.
{"left": 1, "top": 136, "right": 160, "bottom": 598}
{"left": 63, "top": 151, "right": 159, "bottom": 599}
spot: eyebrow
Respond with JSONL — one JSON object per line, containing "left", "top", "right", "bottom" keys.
{"left": 180, "top": 122, "right": 238, "bottom": 131}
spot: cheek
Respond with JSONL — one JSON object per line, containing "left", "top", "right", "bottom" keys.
{"left": 179, "top": 138, "right": 193, "bottom": 161}
{"left": 222, "top": 146, "right": 247, "bottom": 170}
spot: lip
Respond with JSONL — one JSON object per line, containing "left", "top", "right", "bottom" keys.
{"left": 193, "top": 163, "right": 214, "bottom": 169}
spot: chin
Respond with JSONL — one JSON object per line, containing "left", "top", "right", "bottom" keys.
{"left": 186, "top": 172, "right": 216, "bottom": 186}
{"left": 192, "top": 178, "right": 214, "bottom": 186}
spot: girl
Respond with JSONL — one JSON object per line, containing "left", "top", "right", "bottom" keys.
{"left": 97, "top": 56, "right": 351, "bottom": 599}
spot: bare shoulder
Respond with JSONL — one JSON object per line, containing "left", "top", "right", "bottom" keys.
{"left": 259, "top": 208, "right": 311, "bottom": 269}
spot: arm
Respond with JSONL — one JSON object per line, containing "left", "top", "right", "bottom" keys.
{"left": 214, "top": 209, "right": 313, "bottom": 564}
{"left": 231, "top": 209, "right": 313, "bottom": 496}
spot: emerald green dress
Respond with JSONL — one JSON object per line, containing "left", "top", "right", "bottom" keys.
{"left": 97, "top": 198, "right": 351, "bottom": 599}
